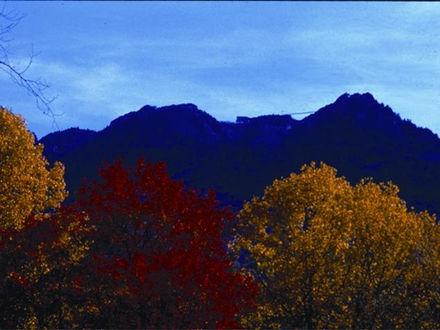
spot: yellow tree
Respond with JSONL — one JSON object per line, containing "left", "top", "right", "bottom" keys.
{"left": 0, "top": 107, "right": 93, "bottom": 328}
{"left": 232, "top": 162, "right": 440, "bottom": 329}
{"left": 0, "top": 106, "right": 66, "bottom": 229}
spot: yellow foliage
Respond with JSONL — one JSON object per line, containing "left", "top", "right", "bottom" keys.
{"left": 233, "top": 162, "right": 440, "bottom": 329}
{"left": 0, "top": 107, "right": 66, "bottom": 229}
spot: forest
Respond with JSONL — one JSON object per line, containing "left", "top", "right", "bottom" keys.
{"left": 2, "top": 105, "right": 440, "bottom": 329}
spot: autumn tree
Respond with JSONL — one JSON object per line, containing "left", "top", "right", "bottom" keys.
{"left": 0, "top": 106, "right": 91, "bottom": 328}
{"left": 75, "top": 160, "right": 258, "bottom": 328}
{"left": 0, "top": 107, "right": 66, "bottom": 230}
{"left": 0, "top": 207, "right": 93, "bottom": 329}
{"left": 232, "top": 162, "right": 440, "bottom": 329}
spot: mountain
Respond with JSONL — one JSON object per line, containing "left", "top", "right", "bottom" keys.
{"left": 40, "top": 93, "right": 440, "bottom": 214}
{"left": 280, "top": 93, "right": 440, "bottom": 213}
{"left": 41, "top": 127, "right": 98, "bottom": 163}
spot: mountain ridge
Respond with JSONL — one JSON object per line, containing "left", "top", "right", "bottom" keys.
{"left": 40, "top": 93, "right": 440, "bottom": 214}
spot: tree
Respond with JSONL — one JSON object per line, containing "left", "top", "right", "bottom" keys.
{"left": 232, "top": 162, "right": 440, "bottom": 329}
{"left": 75, "top": 160, "right": 258, "bottom": 328}
{"left": 0, "top": 207, "right": 93, "bottom": 329}
{"left": 0, "top": 106, "right": 87, "bottom": 328}
{"left": 0, "top": 106, "right": 66, "bottom": 230}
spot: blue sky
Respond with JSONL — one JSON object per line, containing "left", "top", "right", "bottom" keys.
{"left": 1, "top": 1, "right": 440, "bottom": 138}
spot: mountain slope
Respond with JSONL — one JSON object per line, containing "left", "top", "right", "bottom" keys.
{"left": 40, "top": 127, "right": 98, "bottom": 163}
{"left": 40, "top": 94, "right": 440, "bottom": 214}
{"left": 280, "top": 93, "right": 440, "bottom": 212}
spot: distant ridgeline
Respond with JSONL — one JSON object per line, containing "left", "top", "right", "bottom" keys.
{"left": 40, "top": 93, "right": 440, "bottom": 214}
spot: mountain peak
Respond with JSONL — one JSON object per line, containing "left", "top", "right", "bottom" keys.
{"left": 39, "top": 127, "right": 98, "bottom": 162}
{"left": 334, "top": 92, "right": 379, "bottom": 107}
{"left": 300, "top": 92, "right": 403, "bottom": 135}
{"left": 108, "top": 103, "right": 211, "bottom": 130}
{"left": 39, "top": 127, "right": 97, "bottom": 143}
{"left": 159, "top": 103, "right": 200, "bottom": 112}
{"left": 312, "top": 92, "right": 390, "bottom": 118}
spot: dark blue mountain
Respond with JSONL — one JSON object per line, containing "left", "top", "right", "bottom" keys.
{"left": 40, "top": 93, "right": 440, "bottom": 214}
{"left": 41, "top": 127, "right": 98, "bottom": 163}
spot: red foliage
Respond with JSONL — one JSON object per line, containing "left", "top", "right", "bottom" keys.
{"left": 78, "top": 159, "right": 258, "bottom": 328}
{"left": 0, "top": 208, "right": 92, "bottom": 328}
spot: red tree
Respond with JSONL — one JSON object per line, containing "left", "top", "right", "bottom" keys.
{"left": 0, "top": 208, "right": 92, "bottom": 328}
{"left": 76, "top": 160, "right": 257, "bottom": 328}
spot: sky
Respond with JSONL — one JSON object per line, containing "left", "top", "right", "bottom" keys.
{"left": 1, "top": 1, "right": 440, "bottom": 138}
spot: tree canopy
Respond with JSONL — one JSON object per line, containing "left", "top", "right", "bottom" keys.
{"left": 232, "top": 162, "right": 440, "bottom": 329}
{"left": 0, "top": 107, "right": 65, "bottom": 229}
{"left": 73, "top": 160, "right": 258, "bottom": 328}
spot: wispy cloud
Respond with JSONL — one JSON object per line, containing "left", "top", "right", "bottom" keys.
{"left": 3, "top": 2, "right": 440, "bottom": 137}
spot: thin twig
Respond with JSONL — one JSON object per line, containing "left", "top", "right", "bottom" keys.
{"left": 0, "top": 5, "right": 59, "bottom": 129}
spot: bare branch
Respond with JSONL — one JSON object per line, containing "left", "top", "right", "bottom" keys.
{"left": 0, "top": 4, "right": 58, "bottom": 129}
{"left": 0, "top": 6, "right": 24, "bottom": 42}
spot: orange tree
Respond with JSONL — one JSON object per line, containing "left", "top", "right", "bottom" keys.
{"left": 0, "top": 106, "right": 92, "bottom": 328}
{"left": 232, "top": 162, "right": 440, "bottom": 329}
{"left": 0, "top": 107, "right": 65, "bottom": 230}
{"left": 74, "top": 160, "right": 258, "bottom": 328}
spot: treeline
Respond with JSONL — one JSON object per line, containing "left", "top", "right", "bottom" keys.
{"left": 1, "top": 106, "right": 440, "bottom": 329}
